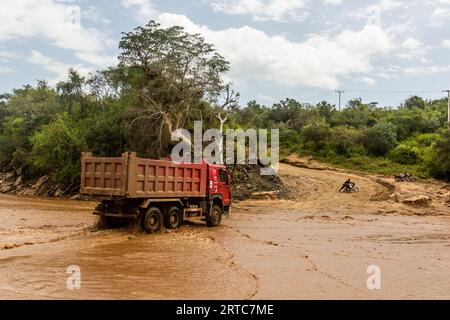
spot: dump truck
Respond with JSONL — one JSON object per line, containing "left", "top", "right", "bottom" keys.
{"left": 80, "top": 152, "right": 232, "bottom": 233}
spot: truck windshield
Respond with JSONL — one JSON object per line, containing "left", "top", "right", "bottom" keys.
{"left": 219, "top": 170, "right": 228, "bottom": 184}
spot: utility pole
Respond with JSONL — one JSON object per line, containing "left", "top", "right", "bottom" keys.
{"left": 335, "top": 89, "right": 345, "bottom": 111}
{"left": 444, "top": 90, "right": 450, "bottom": 129}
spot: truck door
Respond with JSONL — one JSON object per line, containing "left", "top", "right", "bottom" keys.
{"left": 218, "top": 169, "right": 231, "bottom": 206}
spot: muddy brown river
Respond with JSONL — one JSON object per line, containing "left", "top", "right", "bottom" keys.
{"left": 1, "top": 163, "right": 450, "bottom": 299}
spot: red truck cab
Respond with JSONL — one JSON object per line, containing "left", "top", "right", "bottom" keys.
{"left": 208, "top": 164, "right": 232, "bottom": 208}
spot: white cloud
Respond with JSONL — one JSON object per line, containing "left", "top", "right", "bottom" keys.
{"left": 430, "top": 7, "right": 450, "bottom": 27}
{"left": 377, "top": 0, "right": 404, "bottom": 11}
{"left": 323, "top": 0, "right": 342, "bottom": 5}
{"left": 157, "top": 13, "right": 392, "bottom": 89}
{"left": 209, "top": 0, "right": 309, "bottom": 22}
{"left": 443, "top": 39, "right": 450, "bottom": 48}
{"left": 402, "top": 37, "right": 422, "bottom": 49}
{"left": 0, "top": 1, "right": 111, "bottom": 52}
{"left": 404, "top": 65, "right": 450, "bottom": 75}
{"left": 358, "top": 77, "right": 376, "bottom": 86}
{"left": 346, "top": 0, "right": 405, "bottom": 23}
{"left": 27, "top": 50, "right": 92, "bottom": 84}
{"left": 82, "top": 6, "right": 111, "bottom": 25}
{"left": 121, "top": 0, "right": 159, "bottom": 23}
{"left": 377, "top": 72, "right": 392, "bottom": 79}
{"left": 396, "top": 37, "right": 428, "bottom": 62}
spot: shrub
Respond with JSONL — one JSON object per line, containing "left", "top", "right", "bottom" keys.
{"left": 301, "top": 121, "right": 330, "bottom": 151}
{"left": 30, "top": 113, "right": 87, "bottom": 185}
{"left": 428, "top": 130, "right": 450, "bottom": 180}
{"left": 388, "top": 144, "right": 420, "bottom": 165}
{"left": 361, "top": 123, "right": 397, "bottom": 156}
{"left": 329, "top": 126, "right": 360, "bottom": 156}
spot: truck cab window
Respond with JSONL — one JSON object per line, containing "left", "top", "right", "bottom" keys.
{"left": 219, "top": 170, "right": 228, "bottom": 184}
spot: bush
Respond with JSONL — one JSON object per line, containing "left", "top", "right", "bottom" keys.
{"left": 329, "top": 126, "right": 360, "bottom": 156}
{"left": 428, "top": 130, "right": 450, "bottom": 180}
{"left": 30, "top": 113, "right": 87, "bottom": 185}
{"left": 361, "top": 123, "right": 397, "bottom": 156}
{"left": 388, "top": 144, "right": 420, "bottom": 165}
{"left": 301, "top": 121, "right": 330, "bottom": 151}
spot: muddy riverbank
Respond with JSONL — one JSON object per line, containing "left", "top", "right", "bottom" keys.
{"left": 1, "top": 163, "right": 450, "bottom": 299}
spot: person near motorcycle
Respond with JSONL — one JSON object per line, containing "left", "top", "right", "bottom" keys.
{"left": 340, "top": 178, "right": 355, "bottom": 192}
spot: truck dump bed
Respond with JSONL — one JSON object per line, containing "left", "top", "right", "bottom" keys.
{"left": 80, "top": 152, "right": 207, "bottom": 198}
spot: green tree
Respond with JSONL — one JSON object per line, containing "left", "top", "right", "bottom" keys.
{"left": 30, "top": 113, "right": 87, "bottom": 184}
{"left": 428, "top": 130, "right": 450, "bottom": 180}
{"left": 330, "top": 126, "right": 360, "bottom": 156}
{"left": 403, "top": 95, "right": 426, "bottom": 109}
{"left": 301, "top": 120, "right": 331, "bottom": 151}
{"left": 116, "top": 21, "right": 231, "bottom": 157}
{"left": 0, "top": 82, "right": 59, "bottom": 170}
{"left": 56, "top": 69, "right": 86, "bottom": 117}
{"left": 362, "top": 122, "right": 397, "bottom": 156}
{"left": 388, "top": 144, "right": 420, "bottom": 165}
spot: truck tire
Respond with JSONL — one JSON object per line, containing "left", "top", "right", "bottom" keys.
{"left": 164, "top": 206, "right": 182, "bottom": 229}
{"left": 142, "top": 207, "right": 163, "bottom": 234}
{"left": 207, "top": 205, "right": 222, "bottom": 227}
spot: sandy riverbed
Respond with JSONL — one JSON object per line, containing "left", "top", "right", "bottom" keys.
{"left": 1, "top": 163, "right": 450, "bottom": 299}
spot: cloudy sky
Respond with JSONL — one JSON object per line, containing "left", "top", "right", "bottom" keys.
{"left": 0, "top": 0, "right": 450, "bottom": 107}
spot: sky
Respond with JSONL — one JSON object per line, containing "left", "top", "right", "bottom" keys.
{"left": 0, "top": 0, "right": 450, "bottom": 108}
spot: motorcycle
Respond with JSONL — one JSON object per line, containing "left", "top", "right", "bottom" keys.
{"left": 394, "top": 173, "right": 415, "bottom": 182}
{"left": 339, "top": 182, "right": 359, "bottom": 193}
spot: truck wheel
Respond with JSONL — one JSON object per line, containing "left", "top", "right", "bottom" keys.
{"left": 207, "top": 205, "right": 222, "bottom": 227}
{"left": 95, "top": 215, "right": 112, "bottom": 230}
{"left": 164, "top": 206, "right": 182, "bottom": 229}
{"left": 142, "top": 207, "right": 163, "bottom": 234}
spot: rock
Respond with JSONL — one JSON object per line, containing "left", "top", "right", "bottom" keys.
{"left": 0, "top": 181, "right": 14, "bottom": 192}
{"left": 401, "top": 195, "right": 432, "bottom": 207}
{"left": 13, "top": 176, "right": 22, "bottom": 187}
{"left": 21, "top": 189, "right": 37, "bottom": 196}
{"left": 250, "top": 190, "right": 280, "bottom": 200}
{"left": 53, "top": 185, "right": 65, "bottom": 197}
{"left": 4, "top": 172, "right": 15, "bottom": 180}
{"left": 32, "top": 176, "right": 49, "bottom": 190}
{"left": 78, "top": 194, "right": 92, "bottom": 201}
{"left": 389, "top": 193, "right": 399, "bottom": 202}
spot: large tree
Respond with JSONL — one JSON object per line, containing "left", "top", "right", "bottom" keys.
{"left": 115, "top": 21, "right": 232, "bottom": 156}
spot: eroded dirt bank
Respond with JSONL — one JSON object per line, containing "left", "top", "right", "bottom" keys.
{"left": 1, "top": 162, "right": 450, "bottom": 299}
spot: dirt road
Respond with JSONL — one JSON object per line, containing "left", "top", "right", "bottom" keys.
{"left": 1, "top": 162, "right": 450, "bottom": 299}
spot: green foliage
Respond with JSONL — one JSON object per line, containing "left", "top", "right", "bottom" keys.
{"left": 0, "top": 83, "right": 59, "bottom": 170}
{"left": 30, "top": 113, "right": 87, "bottom": 185}
{"left": 361, "top": 122, "right": 398, "bottom": 156}
{"left": 329, "top": 126, "right": 360, "bottom": 156}
{"left": 301, "top": 121, "right": 330, "bottom": 151}
{"left": 1, "top": 20, "right": 450, "bottom": 187}
{"left": 428, "top": 130, "right": 450, "bottom": 180}
{"left": 403, "top": 95, "right": 426, "bottom": 109}
{"left": 388, "top": 144, "right": 420, "bottom": 165}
